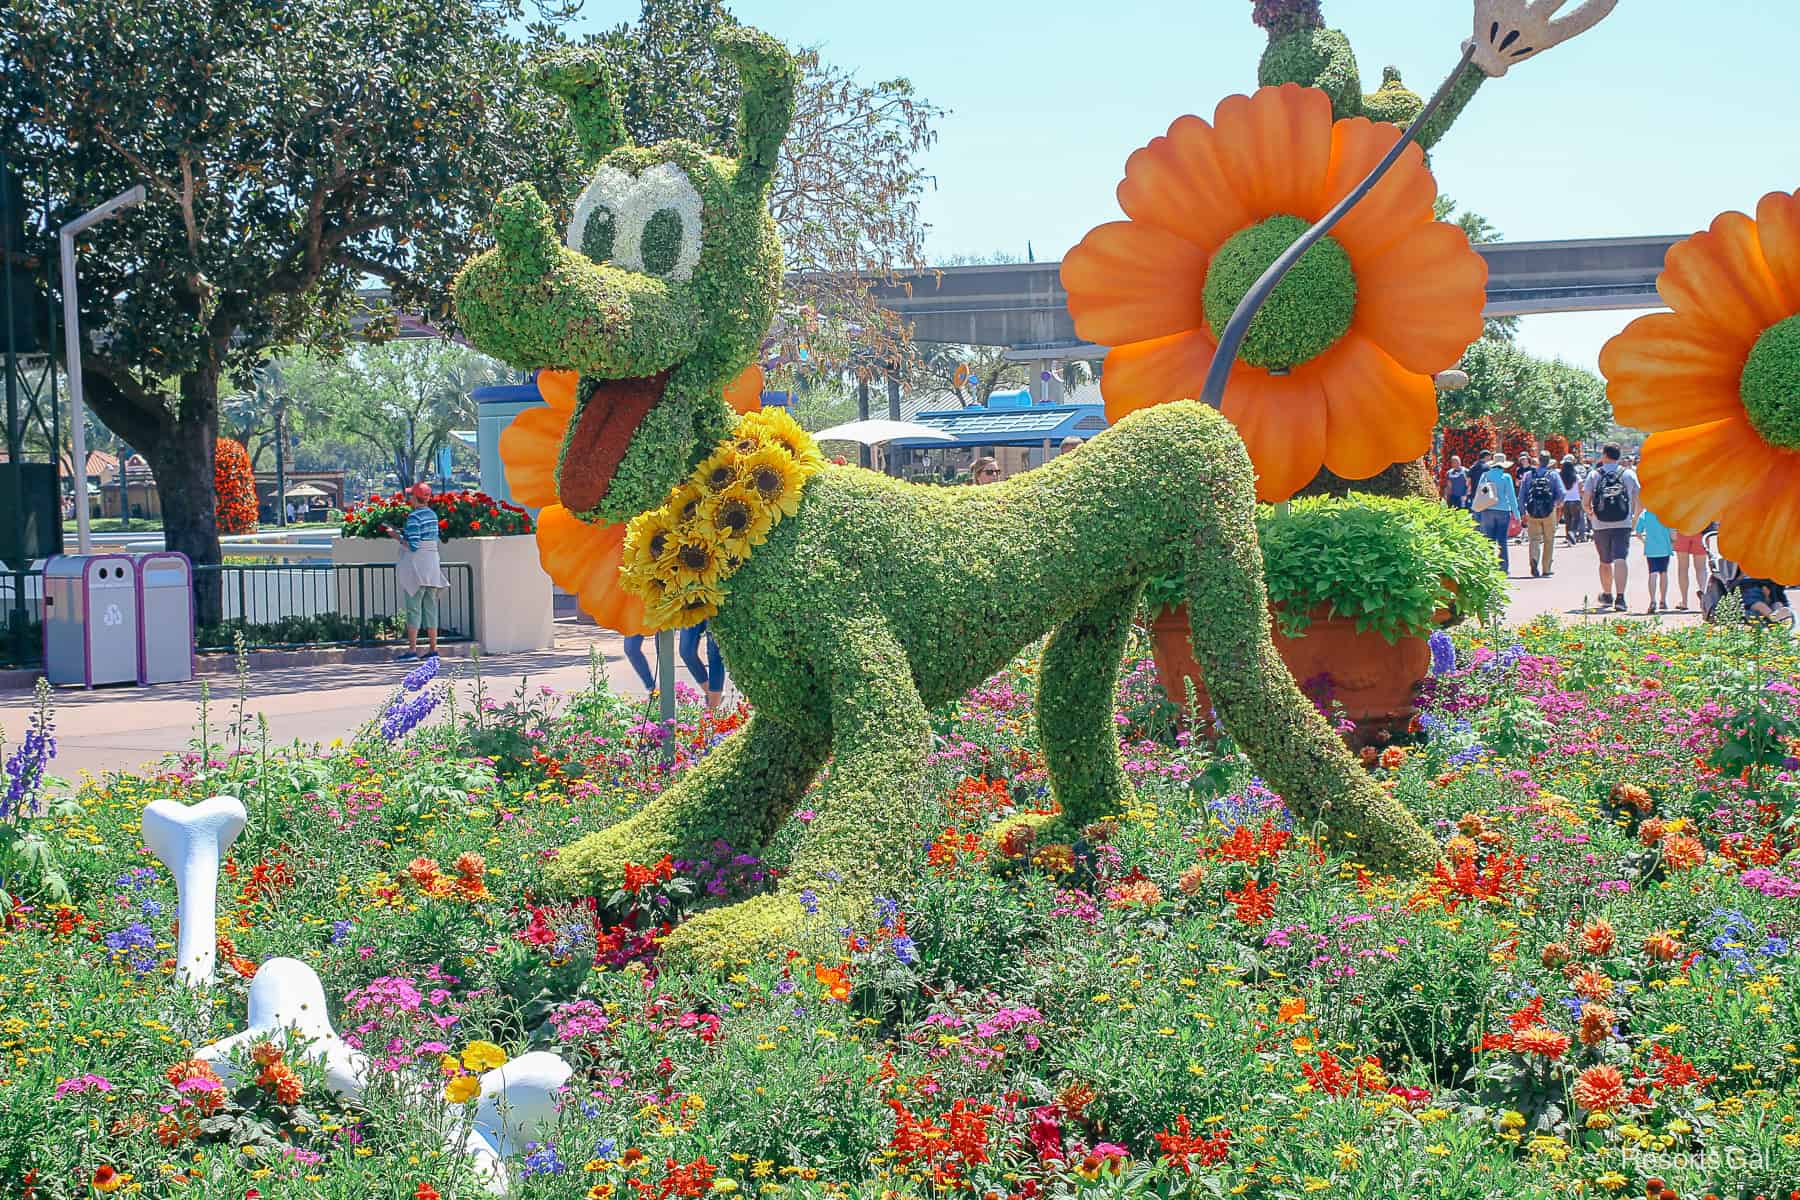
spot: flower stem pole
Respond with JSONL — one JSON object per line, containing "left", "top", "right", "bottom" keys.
{"left": 657, "top": 629, "right": 676, "bottom": 764}
{"left": 1199, "top": 46, "right": 1477, "bottom": 411}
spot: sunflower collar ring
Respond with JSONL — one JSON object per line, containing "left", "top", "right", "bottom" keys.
{"left": 1197, "top": 0, "right": 1621, "bottom": 413}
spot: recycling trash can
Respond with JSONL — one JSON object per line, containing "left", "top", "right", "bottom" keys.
{"left": 43, "top": 554, "right": 141, "bottom": 687}
{"left": 136, "top": 552, "right": 194, "bottom": 684}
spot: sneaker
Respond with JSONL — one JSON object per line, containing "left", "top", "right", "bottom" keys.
{"left": 395, "top": 651, "right": 417, "bottom": 661}
{"left": 1530, "top": 567, "right": 1541, "bottom": 578}
{"left": 1614, "top": 599, "right": 1628, "bottom": 612}
{"left": 1598, "top": 594, "right": 1613, "bottom": 610}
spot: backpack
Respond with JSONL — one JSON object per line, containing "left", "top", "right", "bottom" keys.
{"left": 1592, "top": 466, "right": 1632, "bottom": 523}
{"left": 1472, "top": 479, "right": 1499, "bottom": 513}
{"left": 1523, "top": 468, "right": 1558, "bottom": 518}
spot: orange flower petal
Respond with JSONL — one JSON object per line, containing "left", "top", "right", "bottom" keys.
{"left": 536, "top": 369, "right": 579, "bottom": 415}
{"left": 1718, "top": 452, "right": 1800, "bottom": 583}
{"left": 1598, "top": 311, "right": 1750, "bottom": 434}
{"left": 1753, "top": 189, "right": 1800, "bottom": 315}
{"left": 724, "top": 363, "right": 764, "bottom": 414}
{"left": 1063, "top": 221, "right": 1210, "bottom": 347}
{"left": 534, "top": 505, "right": 651, "bottom": 636}
{"left": 1210, "top": 86, "right": 1334, "bottom": 220}
{"left": 1117, "top": 115, "right": 1255, "bottom": 252}
{"left": 1636, "top": 418, "right": 1767, "bottom": 537}
{"left": 1222, "top": 367, "right": 1327, "bottom": 502}
{"left": 499, "top": 405, "right": 568, "bottom": 510}
{"left": 1312, "top": 335, "right": 1437, "bottom": 480}
{"left": 1099, "top": 329, "right": 1216, "bottom": 422}
{"left": 1658, "top": 210, "right": 1789, "bottom": 352}
{"left": 1321, "top": 118, "right": 1435, "bottom": 262}
{"left": 1350, "top": 223, "right": 1488, "bottom": 374}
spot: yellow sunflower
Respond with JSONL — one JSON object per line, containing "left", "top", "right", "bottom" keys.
{"left": 1599, "top": 189, "right": 1800, "bottom": 582}
{"left": 1060, "top": 84, "right": 1488, "bottom": 501}
{"left": 500, "top": 366, "right": 761, "bottom": 636}
{"left": 741, "top": 446, "right": 807, "bottom": 517}
{"left": 701, "top": 485, "right": 772, "bottom": 552}
{"left": 696, "top": 447, "right": 744, "bottom": 495}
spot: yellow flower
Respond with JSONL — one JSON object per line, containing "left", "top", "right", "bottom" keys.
{"left": 1595, "top": 1173, "right": 1628, "bottom": 1192}
{"left": 1499, "top": 1110, "right": 1527, "bottom": 1130}
{"left": 701, "top": 485, "right": 773, "bottom": 551}
{"left": 742, "top": 447, "right": 807, "bottom": 517}
{"left": 1302, "top": 1178, "right": 1330, "bottom": 1193}
{"left": 444, "top": 1073, "right": 481, "bottom": 1104}
{"left": 667, "top": 534, "right": 725, "bottom": 589}
{"left": 622, "top": 508, "right": 684, "bottom": 582}
{"left": 696, "top": 448, "right": 744, "bottom": 495}
{"left": 461, "top": 1040, "right": 508, "bottom": 1072}
{"left": 1333, "top": 1142, "right": 1361, "bottom": 1171}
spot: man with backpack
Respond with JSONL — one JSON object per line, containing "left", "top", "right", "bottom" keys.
{"left": 1520, "top": 452, "right": 1567, "bottom": 578}
{"left": 1581, "top": 443, "right": 1641, "bottom": 613}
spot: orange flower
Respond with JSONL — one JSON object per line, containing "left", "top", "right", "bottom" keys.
{"left": 1278, "top": 996, "right": 1308, "bottom": 1024}
{"left": 1061, "top": 85, "right": 1486, "bottom": 501}
{"left": 1541, "top": 941, "right": 1572, "bottom": 969}
{"left": 1643, "top": 930, "right": 1683, "bottom": 963}
{"left": 814, "top": 963, "right": 852, "bottom": 1003}
{"left": 1578, "top": 919, "right": 1616, "bottom": 957}
{"left": 1512, "top": 1026, "right": 1571, "bottom": 1061}
{"left": 501, "top": 366, "right": 762, "bottom": 635}
{"left": 91, "top": 1165, "right": 123, "bottom": 1193}
{"left": 1599, "top": 189, "right": 1800, "bottom": 582}
{"left": 1573, "top": 969, "right": 1614, "bottom": 1002}
{"left": 1378, "top": 746, "right": 1406, "bottom": 770}
{"left": 1571, "top": 1064, "right": 1629, "bottom": 1113}
{"left": 1661, "top": 834, "right": 1707, "bottom": 871}
{"left": 1639, "top": 818, "right": 1667, "bottom": 847}
{"left": 1578, "top": 1004, "right": 1615, "bottom": 1047}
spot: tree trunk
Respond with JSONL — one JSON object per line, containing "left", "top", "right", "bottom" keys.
{"left": 142, "top": 381, "right": 224, "bottom": 626}
{"left": 1297, "top": 457, "right": 1440, "bottom": 502}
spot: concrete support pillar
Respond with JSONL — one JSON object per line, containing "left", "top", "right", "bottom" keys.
{"left": 855, "top": 376, "right": 872, "bottom": 469}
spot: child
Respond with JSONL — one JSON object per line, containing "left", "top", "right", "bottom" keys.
{"left": 1633, "top": 508, "right": 1675, "bottom": 614}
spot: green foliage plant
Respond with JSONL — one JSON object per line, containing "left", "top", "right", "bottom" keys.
{"left": 453, "top": 24, "right": 1442, "bottom": 968}
{"left": 1258, "top": 494, "right": 1507, "bottom": 642}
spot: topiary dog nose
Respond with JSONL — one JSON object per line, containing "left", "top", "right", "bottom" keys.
{"left": 492, "top": 183, "right": 559, "bottom": 278}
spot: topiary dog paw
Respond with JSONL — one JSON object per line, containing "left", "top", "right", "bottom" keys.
{"left": 541, "top": 810, "right": 686, "bottom": 897}
{"left": 656, "top": 891, "right": 820, "bottom": 972}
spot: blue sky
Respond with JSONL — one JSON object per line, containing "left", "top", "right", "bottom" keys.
{"left": 572, "top": 0, "right": 1800, "bottom": 370}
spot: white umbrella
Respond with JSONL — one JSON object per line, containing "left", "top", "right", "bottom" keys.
{"left": 811, "top": 418, "right": 954, "bottom": 446}
{"left": 284, "top": 482, "right": 330, "bottom": 498}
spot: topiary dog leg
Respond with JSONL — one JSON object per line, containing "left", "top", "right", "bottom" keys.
{"left": 1185, "top": 508, "right": 1441, "bottom": 875}
{"left": 1038, "top": 584, "right": 1142, "bottom": 831}
{"left": 660, "top": 615, "right": 931, "bottom": 968}
{"left": 543, "top": 712, "right": 827, "bottom": 896}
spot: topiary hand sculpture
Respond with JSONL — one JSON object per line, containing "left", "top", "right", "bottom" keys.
{"left": 453, "top": 24, "right": 1441, "bottom": 969}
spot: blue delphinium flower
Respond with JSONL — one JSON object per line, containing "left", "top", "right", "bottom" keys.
{"left": 1762, "top": 935, "right": 1790, "bottom": 958}
{"left": 799, "top": 888, "right": 819, "bottom": 915}
{"left": 1, "top": 697, "right": 56, "bottom": 820}
{"left": 104, "top": 922, "right": 157, "bottom": 972}
{"left": 141, "top": 898, "right": 162, "bottom": 919}
{"left": 874, "top": 895, "right": 900, "bottom": 928}
{"left": 329, "top": 919, "right": 354, "bottom": 946}
{"left": 520, "top": 1141, "right": 565, "bottom": 1178}
{"left": 1428, "top": 630, "right": 1456, "bottom": 676}
{"left": 379, "top": 687, "right": 441, "bottom": 742}
{"left": 402, "top": 654, "right": 441, "bottom": 691}
{"left": 891, "top": 935, "right": 918, "bottom": 965}
{"left": 593, "top": 1137, "right": 617, "bottom": 1160}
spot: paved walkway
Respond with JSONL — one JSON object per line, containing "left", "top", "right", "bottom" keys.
{"left": 0, "top": 540, "right": 1709, "bottom": 780}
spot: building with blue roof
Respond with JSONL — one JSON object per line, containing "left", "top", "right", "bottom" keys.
{"left": 887, "top": 388, "right": 1109, "bottom": 481}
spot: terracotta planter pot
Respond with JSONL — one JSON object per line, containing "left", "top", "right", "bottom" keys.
{"left": 1149, "top": 604, "right": 1434, "bottom": 740}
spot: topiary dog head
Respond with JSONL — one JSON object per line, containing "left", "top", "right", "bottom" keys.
{"left": 454, "top": 26, "right": 796, "bottom": 525}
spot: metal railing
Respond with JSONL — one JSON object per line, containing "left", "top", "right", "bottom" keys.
{"left": 0, "top": 561, "right": 475, "bottom": 667}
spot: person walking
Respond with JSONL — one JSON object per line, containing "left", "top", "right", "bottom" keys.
{"left": 1634, "top": 507, "right": 1676, "bottom": 613}
{"left": 1520, "top": 452, "right": 1566, "bottom": 577}
{"left": 621, "top": 634, "right": 657, "bottom": 691}
{"left": 1471, "top": 452, "right": 1519, "bottom": 574}
{"left": 970, "top": 455, "right": 1001, "bottom": 484}
{"left": 1581, "top": 443, "right": 1641, "bottom": 613}
{"left": 1671, "top": 524, "right": 1712, "bottom": 611}
{"left": 1559, "top": 455, "right": 1585, "bottom": 544}
{"left": 385, "top": 482, "right": 448, "bottom": 659}
{"left": 680, "top": 621, "right": 726, "bottom": 713}
{"left": 1443, "top": 455, "right": 1470, "bottom": 509}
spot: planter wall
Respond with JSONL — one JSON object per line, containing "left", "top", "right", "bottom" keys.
{"left": 331, "top": 534, "right": 553, "bottom": 654}
{"left": 1150, "top": 604, "right": 1431, "bottom": 742}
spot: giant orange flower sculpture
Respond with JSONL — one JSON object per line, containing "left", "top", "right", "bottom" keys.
{"left": 1599, "top": 190, "right": 1800, "bottom": 583}
{"left": 1061, "top": 84, "right": 1488, "bottom": 501}
{"left": 502, "top": 364, "right": 764, "bottom": 635}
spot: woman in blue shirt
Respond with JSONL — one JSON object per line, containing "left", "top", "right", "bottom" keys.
{"left": 1471, "top": 454, "right": 1520, "bottom": 575}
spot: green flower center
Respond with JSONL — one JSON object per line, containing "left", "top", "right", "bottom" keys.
{"left": 1740, "top": 313, "right": 1800, "bottom": 450}
{"left": 1203, "top": 214, "right": 1357, "bottom": 371}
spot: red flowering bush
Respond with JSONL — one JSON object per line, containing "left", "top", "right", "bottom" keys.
{"left": 214, "top": 438, "right": 259, "bottom": 534}
{"left": 340, "top": 489, "right": 532, "bottom": 540}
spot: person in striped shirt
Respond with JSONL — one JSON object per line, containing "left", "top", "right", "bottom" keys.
{"left": 384, "top": 482, "right": 449, "bottom": 658}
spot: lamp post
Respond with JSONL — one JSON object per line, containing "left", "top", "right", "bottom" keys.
{"left": 1199, "top": 0, "right": 1618, "bottom": 413}
{"left": 117, "top": 443, "right": 130, "bottom": 530}
{"left": 60, "top": 184, "right": 146, "bottom": 554}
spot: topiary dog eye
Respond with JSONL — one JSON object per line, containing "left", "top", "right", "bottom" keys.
{"left": 579, "top": 205, "right": 616, "bottom": 263}
{"left": 640, "top": 208, "right": 684, "bottom": 276}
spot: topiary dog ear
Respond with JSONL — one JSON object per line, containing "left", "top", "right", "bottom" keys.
{"left": 715, "top": 25, "right": 797, "bottom": 194}
{"left": 533, "top": 47, "right": 629, "bottom": 165}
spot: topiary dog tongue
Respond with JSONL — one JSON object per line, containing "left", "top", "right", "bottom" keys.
{"left": 558, "top": 372, "right": 670, "bottom": 515}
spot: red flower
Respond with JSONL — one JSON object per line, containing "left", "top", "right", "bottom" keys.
{"left": 1156, "top": 1114, "right": 1232, "bottom": 1172}
{"left": 1572, "top": 1064, "right": 1628, "bottom": 1112}
{"left": 415, "top": 1185, "right": 443, "bottom": 1200}
{"left": 654, "top": 1156, "right": 716, "bottom": 1199}
{"left": 1224, "top": 878, "right": 1277, "bottom": 924}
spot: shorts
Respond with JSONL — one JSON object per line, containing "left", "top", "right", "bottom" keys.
{"left": 403, "top": 586, "right": 440, "bottom": 629}
{"left": 1594, "top": 528, "right": 1631, "bottom": 564}
{"left": 1646, "top": 555, "right": 1671, "bottom": 574}
{"left": 1673, "top": 531, "right": 1706, "bottom": 554}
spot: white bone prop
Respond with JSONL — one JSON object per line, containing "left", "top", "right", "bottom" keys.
{"left": 447, "top": 1051, "right": 576, "bottom": 1194}
{"left": 141, "top": 795, "right": 247, "bottom": 985}
{"left": 1466, "top": 0, "right": 1620, "bottom": 77}
{"left": 196, "top": 957, "right": 372, "bottom": 1098}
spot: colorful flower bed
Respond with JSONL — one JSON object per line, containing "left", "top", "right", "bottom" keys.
{"left": 341, "top": 491, "right": 534, "bottom": 541}
{"left": 4, "top": 619, "right": 1800, "bottom": 1198}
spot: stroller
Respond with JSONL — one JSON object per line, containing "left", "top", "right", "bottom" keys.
{"left": 1700, "top": 531, "right": 1796, "bottom": 628}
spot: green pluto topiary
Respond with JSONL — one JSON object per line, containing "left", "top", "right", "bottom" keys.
{"left": 455, "top": 24, "right": 1442, "bottom": 969}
